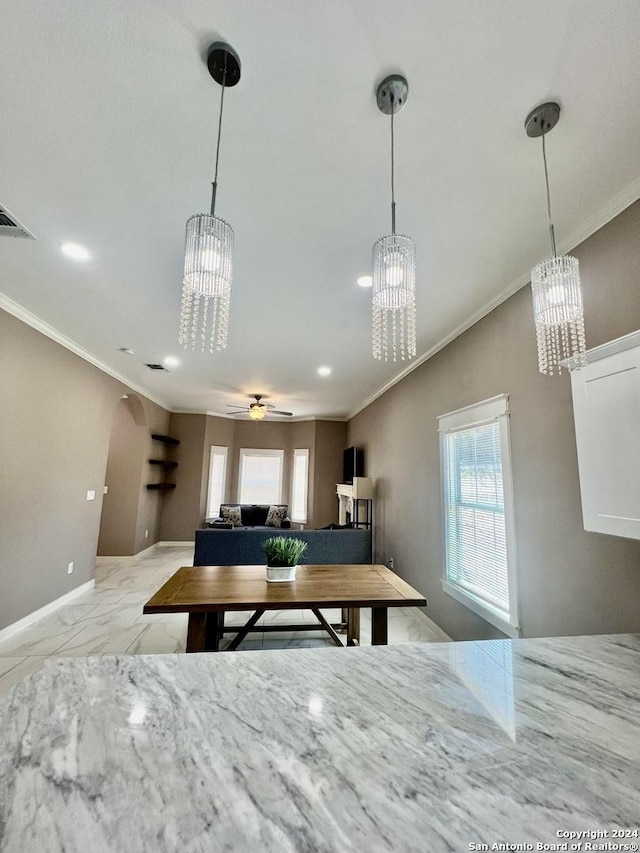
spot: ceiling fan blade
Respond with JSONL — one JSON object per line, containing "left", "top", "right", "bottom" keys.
{"left": 269, "top": 409, "right": 293, "bottom": 417}
{"left": 227, "top": 409, "right": 249, "bottom": 414}
{"left": 226, "top": 404, "right": 250, "bottom": 409}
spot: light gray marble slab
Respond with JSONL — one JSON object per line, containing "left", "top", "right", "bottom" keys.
{"left": 0, "top": 635, "right": 638, "bottom": 853}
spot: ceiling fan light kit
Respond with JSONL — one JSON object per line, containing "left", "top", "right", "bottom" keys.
{"left": 179, "top": 42, "right": 241, "bottom": 354}
{"left": 249, "top": 404, "right": 266, "bottom": 420}
{"left": 526, "top": 102, "right": 587, "bottom": 376}
{"left": 371, "top": 75, "right": 417, "bottom": 363}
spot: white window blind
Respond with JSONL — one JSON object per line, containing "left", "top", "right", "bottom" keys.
{"left": 206, "top": 446, "right": 228, "bottom": 517}
{"left": 439, "top": 395, "right": 520, "bottom": 637}
{"left": 239, "top": 449, "right": 284, "bottom": 505}
{"left": 291, "top": 449, "right": 309, "bottom": 522}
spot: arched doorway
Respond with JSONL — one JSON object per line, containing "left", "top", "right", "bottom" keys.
{"left": 97, "top": 395, "right": 147, "bottom": 556}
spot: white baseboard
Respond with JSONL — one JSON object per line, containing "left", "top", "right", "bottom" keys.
{"left": 95, "top": 541, "right": 193, "bottom": 562}
{"left": 0, "top": 579, "right": 96, "bottom": 645}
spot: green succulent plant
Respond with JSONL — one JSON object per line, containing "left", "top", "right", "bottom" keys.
{"left": 262, "top": 536, "right": 308, "bottom": 568}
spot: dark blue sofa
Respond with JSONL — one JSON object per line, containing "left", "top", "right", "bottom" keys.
{"left": 194, "top": 528, "right": 372, "bottom": 566}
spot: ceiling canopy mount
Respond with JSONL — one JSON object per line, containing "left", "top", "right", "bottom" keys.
{"left": 524, "top": 102, "right": 560, "bottom": 138}
{"left": 376, "top": 75, "right": 409, "bottom": 115}
{"left": 206, "top": 42, "right": 241, "bottom": 87}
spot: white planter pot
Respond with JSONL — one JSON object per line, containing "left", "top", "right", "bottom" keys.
{"left": 266, "top": 565, "right": 297, "bottom": 583}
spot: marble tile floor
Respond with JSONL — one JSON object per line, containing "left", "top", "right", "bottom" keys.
{"left": 0, "top": 544, "right": 448, "bottom": 694}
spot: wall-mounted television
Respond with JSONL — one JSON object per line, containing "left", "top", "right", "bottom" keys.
{"left": 343, "top": 446, "right": 364, "bottom": 485}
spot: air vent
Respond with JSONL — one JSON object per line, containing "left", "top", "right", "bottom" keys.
{"left": 0, "top": 204, "right": 36, "bottom": 239}
{"left": 146, "top": 363, "right": 167, "bottom": 371}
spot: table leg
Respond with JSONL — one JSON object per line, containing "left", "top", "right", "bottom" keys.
{"left": 186, "top": 612, "right": 206, "bottom": 653}
{"left": 371, "top": 607, "right": 388, "bottom": 645}
{"left": 340, "top": 607, "right": 348, "bottom": 633}
{"left": 204, "top": 612, "right": 224, "bottom": 651}
{"left": 347, "top": 608, "right": 360, "bottom": 646}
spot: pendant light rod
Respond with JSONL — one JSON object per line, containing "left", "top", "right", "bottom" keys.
{"left": 376, "top": 75, "right": 408, "bottom": 236}
{"left": 205, "top": 42, "right": 242, "bottom": 216}
{"left": 210, "top": 66, "right": 226, "bottom": 216}
{"left": 541, "top": 132, "right": 557, "bottom": 258}
{"left": 525, "top": 101, "right": 561, "bottom": 257}
{"left": 390, "top": 101, "right": 396, "bottom": 235}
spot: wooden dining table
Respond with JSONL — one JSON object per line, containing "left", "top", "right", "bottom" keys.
{"left": 143, "top": 563, "right": 427, "bottom": 652}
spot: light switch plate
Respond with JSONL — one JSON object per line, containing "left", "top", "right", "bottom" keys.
{"left": 86, "top": 490, "right": 96, "bottom": 501}
{"left": 103, "top": 486, "right": 108, "bottom": 494}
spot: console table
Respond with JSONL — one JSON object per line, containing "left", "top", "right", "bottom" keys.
{"left": 336, "top": 477, "right": 373, "bottom": 528}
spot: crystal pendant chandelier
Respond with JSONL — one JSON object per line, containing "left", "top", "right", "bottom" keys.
{"left": 179, "top": 42, "right": 241, "bottom": 352}
{"left": 525, "top": 102, "right": 586, "bottom": 375}
{"left": 371, "top": 75, "right": 416, "bottom": 362}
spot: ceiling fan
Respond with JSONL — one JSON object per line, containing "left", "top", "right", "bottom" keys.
{"left": 226, "top": 394, "right": 293, "bottom": 420}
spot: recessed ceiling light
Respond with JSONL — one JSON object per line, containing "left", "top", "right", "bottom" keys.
{"left": 118, "top": 347, "right": 135, "bottom": 355}
{"left": 60, "top": 241, "right": 91, "bottom": 261}
{"left": 164, "top": 356, "right": 180, "bottom": 368}
{"left": 357, "top": 275, "right": 373, "bottom": 288}
{"left": 318, "top": 366, "right": 332, "bottom": 377}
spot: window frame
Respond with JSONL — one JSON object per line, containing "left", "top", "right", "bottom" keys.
{"left": 438, "top": 394, "right": 521, "bottom": 638}
{"left": 238, "top": 448, "right": 284, "bottom": 505}
{"left": 206, "top": 445, "right": 228, "bottom": 518}
{"left": 291, "top": 448, "right": 309, "bottom": 523}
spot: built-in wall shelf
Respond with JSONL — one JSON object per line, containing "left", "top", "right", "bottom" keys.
{"left": 151, "top": 434, "right": 180, "bottom": 446}
{"left": 148, "top": 459, "right": 179, "bottom": 469}
{"left": 148, "top": 433, "right": 179, "bottom": 490}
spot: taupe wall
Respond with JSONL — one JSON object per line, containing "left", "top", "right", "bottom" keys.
{"left": 313, "top": 421, "right": 348, "bottom": 528}
{"left": 98, "top": 395, "right": 168, "bottom": 556}
{"left": 0, "top": 309, "right": 169, "bottom": 630}
{"left": 97, "top": 399, "right": 143, "bottom": 555}
{"left": 348, "top": 200, "right": 640, "bottom": 640}
{"left": 158, "top": 413, "right": 207, "bottom": 542}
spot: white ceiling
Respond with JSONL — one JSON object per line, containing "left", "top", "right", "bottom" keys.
{"left": 2, "top": 0, "right": 640, "bottom": 419}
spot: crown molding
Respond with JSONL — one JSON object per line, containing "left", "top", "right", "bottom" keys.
{"left": 0, "top": 292, "right": 171, "bottom": 411}
{"left": 348, "top": 175, "right": 640, "bottom": 421}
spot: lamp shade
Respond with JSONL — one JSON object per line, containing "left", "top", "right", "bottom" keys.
{"left": 531, "top": 254, "right": 586, "bottom": 375}
{"left": 372, "top": 234, "right": 416, "bottom": 361}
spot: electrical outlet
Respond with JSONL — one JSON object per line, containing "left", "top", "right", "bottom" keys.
{"left": 67, "top": 562, "right": 74, "bottom": 574}
{"left": 103, "top": 485, "right": 108, "bottom": 494}
{"left": 388, "top": 557, "right": 394, "bottom": 570}
{"left": 145, "top": 530, "right": 149, "bottom": 539}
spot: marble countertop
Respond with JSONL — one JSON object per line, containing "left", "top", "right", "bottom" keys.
{"left": 0, "top": 634, "right": 638, "bottom": 853}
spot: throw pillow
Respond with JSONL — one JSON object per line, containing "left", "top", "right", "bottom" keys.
{"left": 265, "top": 505, "right": 288, "bottom": 528}
{"left": 221, "top": 505, "right": 242, "bottom": 528}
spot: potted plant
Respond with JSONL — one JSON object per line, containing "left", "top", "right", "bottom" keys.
{"left": 262, "top": 536, "right": 307, "bottom": 583}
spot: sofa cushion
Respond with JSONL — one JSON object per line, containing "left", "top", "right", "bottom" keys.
{"left": 221, "top": 505, "right": 242, "bottom": 527}
{"left": 241, "top": 505, "right": 269, "bottom": 526}
{"left": 265, "top": 505, "right": 289, "bottom": 528}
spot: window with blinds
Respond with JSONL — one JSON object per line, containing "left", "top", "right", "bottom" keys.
{"left": 291, "top": 449, "right": 309, "bottom": 523}
{"left": 438, "top": 395, "right": 520, "bottom": 637}
{"left": 238, "top": 449, "right": 284, "bottom": 505}
{"left": 206, "top": 446, "right": 228, "bottom": 518}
